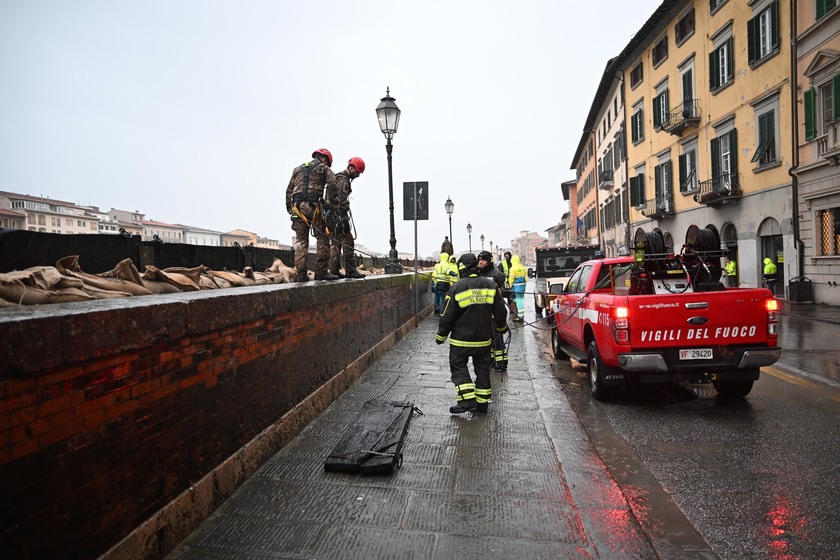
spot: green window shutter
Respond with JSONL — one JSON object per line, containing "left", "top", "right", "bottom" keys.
{"left": 709, "top": 50, "right": 719, "bottom": 90}
{"left": 654, "top": 164, "right": 662, "bottom": 199}
{"left": 653, "top": 95, "right": 661, "bottom": 128}
{"left": 817, "top": 0, "right": 826, "bottom": 19}
{"left": 665, "top": 160, "right": 672, "bottom": 195}
{"left": 663, "top": 89, "right": 669, "bottom": 123}
{"left": 679, "top": 153, "right": 687, "bottom": 191}
{"left": 833, "top": 74, "right": 840, "bottom": 120}
{"left": 631, "top": 112, "right": 638, "bottom": 142}
{"left": 729, "top": 129, "right": 738, "bottom": 185}
{"left": 748, "top": 14, "right": 758, "bottom": 64}
{"left": 682, "top": 70, "right": 693, "bottom": 103}
{"left": 630, "top": 176, "right": 638, "bottom": 206}
{"left": 805, "top": 87, "right": 816, "bottom": 141}
{"left": 770, "top": 1, "right": 779, "bottom": 51}
{"left": 711, "top": 137, "right": 720, "bottom": 179}
{"left": 638, "top": 174, "right": 645, "bottom": 203}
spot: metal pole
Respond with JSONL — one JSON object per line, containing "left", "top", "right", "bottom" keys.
{"left": 413, "top": 182, "right": 419, "bottom": 325}
{"left": 385, "top": 138, "right": 401, "bottom": 273}
{"left": 448, "top": 215, "right": 452, "bottom": 247}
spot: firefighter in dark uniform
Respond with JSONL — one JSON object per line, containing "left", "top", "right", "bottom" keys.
{"left": 326, "top": 157, "right": 365, "bottom": 279}
{"left": 478, "top": 250, "right": 509, "bottom": 372}
{"left": 436, "top": 253, "right": 509, "bottom": 414}
{"left": 286, "top": 148, "right": 338, "bottom": 281}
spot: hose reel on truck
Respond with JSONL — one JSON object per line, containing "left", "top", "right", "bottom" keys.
{"left": 629, "top": 226, "right": 727, "bottom": 295}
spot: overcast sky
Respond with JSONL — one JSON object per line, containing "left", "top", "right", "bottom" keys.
{"left": 1, "top": 0, "right": 662, "bottom": 259}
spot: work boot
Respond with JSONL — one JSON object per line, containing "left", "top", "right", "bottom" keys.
{"left": 476, "top": 403, "right": 488, "bottom": 413}
{"left": 345, "top": 269, "right": 364, "bottom": 279}
{"left": 296, "top": 270, "right": 309, "bottom": 282}
{"left": 449, "top": 400, "right": 477, "bottom": 414}
{"left": 330, "top": 271, "right": 346, "bottom": 279}
{"left": 314, "top": 272, "right": 340, "bottom": 281}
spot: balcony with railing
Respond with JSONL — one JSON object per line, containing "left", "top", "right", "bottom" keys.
{"left": 598, "top": 168, "right": 614, "bottom": 190}
{"left": 640, "top": 193, "right": 675, "bottom": 219}
{"left": 816, "top": 120, "right": 840, "bottom": 165}
{"left": 694, "top": 173, "right": 741, "bottom": 206}
{"left": 662, "top": 99, "right": 700, "bottom": 135}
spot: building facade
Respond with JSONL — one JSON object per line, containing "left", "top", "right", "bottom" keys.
{"left": 793, "top": 0, "right": 840, "bottom": 304}
{"left": 621, "top": 0, "right": 794, "bottom": 293}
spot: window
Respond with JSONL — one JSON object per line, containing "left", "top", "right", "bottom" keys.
{"left": 630, "top": 171, "right": 646, "bottom": 207}
{"left": 679, "top": 145, "right": 698, "bottom": 192}
{"left": 710, "top": 0, "right": 726, "bottom": 11}
{"left": 748, "top": 1, "right": 779, "bottom": 65}
{"left": 752, "top": 110, "right": 777, "bottom": 166}
{"left": 710, "top": 37, "right": 734, "bottom": 91}
{"left": 711, "top": 129, "right": 738, "bottom": 192}
{"left": 817, "top": 0, "right": 837, "bottom": 20}
{"left": 817, "top": 207, "right": 840, "bottom": 255}
{"left": 631, "top": 102, "right": 644, "bottom": 144}
{"left": 652, "top": 36, "right": 668, "bottom": 67}
{"left": 653, "top": 88, "right": 670, "bottom": 130}
{"left": 675, "top": 9, "right": 695, "bottom": 44}
{"left": 654, "top": 159, "right": 673, "bottom": 211}
{"left": 804, "top": 76, "right": 840, "bottom": 141}
{"left": 630, "top": 62, "right": 643, "bottom": 89}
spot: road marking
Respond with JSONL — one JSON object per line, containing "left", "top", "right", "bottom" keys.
{"left": 763, "top": 366, "right": 840, "bottom": 401}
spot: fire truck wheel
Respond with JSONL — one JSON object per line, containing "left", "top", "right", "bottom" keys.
{"left": 587, "top": 340, "right": 612, "bottom": 401}
{"left": 551, "top": 328, "right": 569, "bottom": 360}
{"left": 713, "top": 379, "right": 754, "bottom": 398}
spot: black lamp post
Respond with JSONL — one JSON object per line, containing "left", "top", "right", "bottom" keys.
{"left": 466, "top": 222, "right": 472, "bottom": 253}
{"left": 490, "top": 240, "right": 493, "bottom": 256}
{"left": 445, "top": 196, "right": 454, "bottom": 246}
{"left": 480, "top": 234, "right": 485, "bottom": 250}
{"left": 376, "top": 87, "right": 402, "bottom": 274}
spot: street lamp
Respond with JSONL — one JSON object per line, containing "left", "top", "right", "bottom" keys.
{"left": 480, "top": 234, "right": 485, "bottom": 250}
{"left": 490, "top": 240, "right": 493, "bottom": 257}
{"left": 376, "top": 87, "right": 402, "bottom": 274}
{"left": 444, "top": 196, "right": 454, "bottom": 246}
{"left": 466, "top": 222, "right": 472, "bottom": 253}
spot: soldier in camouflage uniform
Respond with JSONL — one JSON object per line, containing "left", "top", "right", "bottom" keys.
{"left": 326, "top": 157, "right": 365, "bottom": 279}
{"left": 285, "top": 148, "right": 339, "bottom": 281}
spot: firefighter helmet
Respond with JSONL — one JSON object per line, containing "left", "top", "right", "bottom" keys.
{"left": 348, "top": 157, "right": 365, "bottom": 173}
{"left": 312, "top": 148, "right": 333, "bottom": 167}
{"left": 457, "top": 253, "right": 479, "bottom": 277}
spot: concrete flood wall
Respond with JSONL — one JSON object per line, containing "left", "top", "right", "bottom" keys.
{"left": 0, "top": 274, "right": 433, "bottom": 559}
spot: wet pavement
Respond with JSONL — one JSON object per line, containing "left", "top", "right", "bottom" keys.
{"left": 166, "top": 308, "right": 670, "bottom": 559}
{"left": 777, "top": 301, "right": 840, "bottom": 385}
{"left": 163, "top": 299, "right": 840, "bottom": 560}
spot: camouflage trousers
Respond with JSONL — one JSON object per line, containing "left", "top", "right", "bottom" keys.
{"left": 329, "top": 229, "right": 356, "bottom": 275}
{"left": 292, "top": 218, "right": 330, "bottom": 276}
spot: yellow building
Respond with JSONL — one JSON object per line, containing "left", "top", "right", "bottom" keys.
{"left": 620, "top": 0, "right": 793, "bottom": 292}
{"left": 570, "top": 131, "right": 599, "bottom": 246}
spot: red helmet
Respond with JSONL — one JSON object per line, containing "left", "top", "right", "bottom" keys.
{"left": 312, "top": 148, "right": 333, "bottom": 167}
{"left": 348, "top": 156, "right": 365, "bottom": 173}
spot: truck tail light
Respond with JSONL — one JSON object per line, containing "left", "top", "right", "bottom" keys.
{"left": 612, "top": 306, "right": 630, "bottom": 344}
{"left": 766, "top": 298, "right": 778, "bottom": 335}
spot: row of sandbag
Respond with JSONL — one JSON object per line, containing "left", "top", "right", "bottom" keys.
{"left": 0, "top": 256, "right": 378, "bottom": 307}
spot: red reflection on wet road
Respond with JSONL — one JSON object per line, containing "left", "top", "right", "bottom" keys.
{"left": 765, "top": 495, "right": 808, "bottom": 560}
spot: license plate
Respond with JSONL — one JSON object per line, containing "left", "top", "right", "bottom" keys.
{"left": 680, "top": 348, "right": 713, "bottom": 360}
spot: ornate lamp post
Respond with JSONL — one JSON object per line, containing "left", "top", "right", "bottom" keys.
{"left": 444, "top": 196, "right": 454, "bottom": 246}
{"left": 466, "top": 222, "right": 472, "bottom": 253}
{"left": 480, "top": 234, "right": 485, "bottom": 250}
{"left": 376, "top": 87, "right": 402, "bottom": 274}
{"left": 490, "top": 240, "right": 494, "bottom": 258}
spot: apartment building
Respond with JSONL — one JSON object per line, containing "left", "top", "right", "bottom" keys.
{"left": 619, "top": 0, "right": 793, "bottom": 293}
{"left": 570, "top": 131, "right": 599, "bottom": 246}
{"left": 0, "top": 191, "right": 103, "bottom": 234}
{"left": 590, "top": 61, "right": 631, "bottom": 257}
{"left": 793, "top": 0, "right": 840, "bottom": 304}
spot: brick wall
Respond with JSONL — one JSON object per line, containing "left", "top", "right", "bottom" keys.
{"left": 0, "top": 275, "right": 432, "bottom": 559}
